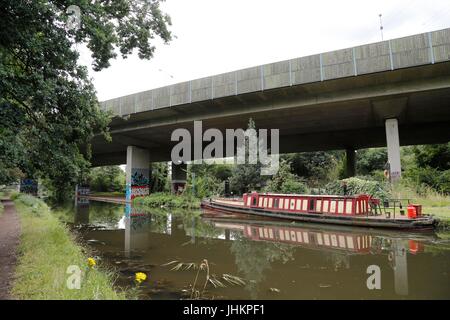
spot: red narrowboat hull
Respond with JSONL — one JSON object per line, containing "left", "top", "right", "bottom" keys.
{"left": 201, "top": 199, "right": 437, "bottom": 230}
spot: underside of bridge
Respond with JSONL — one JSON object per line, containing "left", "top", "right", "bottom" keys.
{"left": 91, "top": 62, "right": 450, "bottom": 167}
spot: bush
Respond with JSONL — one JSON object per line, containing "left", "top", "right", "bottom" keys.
{"left": 133, "top": 192, "right": 200, "bottom": 209}
{"left": 356, "top": 148, "right": 387, "bottom": 175}
{"left": 404, "top": 167, "right": 450, "bottom": 195}
{"left": 324, "top": 177, "right": 389, "bottom": 201}
{"left": 14, "top": 194, "right": 49, "bottom": 216}
{"left": 89, "top": 166, "right": 125, "bottom": 193}
{"left": 10, "top": 191, "right": 20, "bottom": 200}
{"left": 264, "top": 160, "right": 308, "bottom": 194}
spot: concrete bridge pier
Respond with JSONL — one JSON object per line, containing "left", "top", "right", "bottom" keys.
{"left": 345, "top": 148, "right": 356, "bottom": 178}
{"left": 171, "top": 162, "right": 187, "bottom": 194}
{"left": 385, "top": 119, "right": 402, "bottom": 182}
{"left": 126, "top": 146, "right": 150, "bottom": 201}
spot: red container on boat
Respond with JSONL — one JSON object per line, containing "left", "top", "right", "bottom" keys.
{"left": 412, "top": 204, "right": 422, "bottom": 216}
{"left": 407, "top": 205, "right": 417, "bottom": 219}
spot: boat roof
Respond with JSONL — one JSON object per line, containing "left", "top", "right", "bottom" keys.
{"left": 250, "top": 192, "right": 366, "bottom": 198}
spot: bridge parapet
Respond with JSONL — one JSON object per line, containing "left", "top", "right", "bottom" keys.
{"left": 100, "top": 28, "right": 450, "bottom": 117}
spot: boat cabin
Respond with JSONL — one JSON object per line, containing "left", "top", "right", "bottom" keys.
{"left": 242, "top": 192, "right": 373, "bottom": 216}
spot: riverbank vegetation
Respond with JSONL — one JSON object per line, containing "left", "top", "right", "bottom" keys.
{"left": 133, "top": 192, "right": 200, "bottom": 209}
{"left": 11, "top": 194, "right": 126, "bottom": 299}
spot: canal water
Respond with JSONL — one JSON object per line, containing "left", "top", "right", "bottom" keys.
{"left": 62, "top": 200, "right": 450, "bottom": 299}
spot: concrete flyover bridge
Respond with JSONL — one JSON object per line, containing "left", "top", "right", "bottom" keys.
{"left": 91, "top": 28, "right": 450, "bottom": 199}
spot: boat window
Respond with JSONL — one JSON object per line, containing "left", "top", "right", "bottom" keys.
{"left": 345, "top": 200, "right": 353, "bottom": 214}
{"left": 274, "top": 198, "right": 279, "bottom": 208}
{"left": 252, "top": 197, "right": 257, "bottom": 206}
{"left": 323, "top": 200, "right": 329, "bottom": 212}
{"left": 302, "top": 199, "right": 308, "bottom": 211}
{"left": 338, "top": 200, "right": 344, "bottom": 214}
{"left": 309, "top": 199, "right": 315, "bottom": 211}
{"left": 316, "top": 200, "right": 322, "bottom": 212}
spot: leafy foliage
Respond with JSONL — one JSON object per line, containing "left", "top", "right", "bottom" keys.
{"left": 0, "top": 1, "right": 171, "bottom": 200}
{"left": 264, "top": 160, "right": 308, "bottom": 194}
{"left": 283, "top": 151, "right": 342, "bottom": 185}
{"left": 187, "top": 165, "right": 224, "bottom": 199}
{"left": 324, "top": 177, "right": 389, "bottom": 201}
{"left": 356, "top": 148, "right": 387, "bottom": 175}
{"left": 413, "top": 143, "right": 450, "bottom": 171}
{"left": 89, "top": 166, "right": 125, "bottom": 192}
{"left": 150, "top": 162, "right": 169, "bottom": 193}
{"left": 133, "top": 192, "right": 200, "bottom": 209}
{"left": 229, "top": 119, "right": 265, "bottom": 195}
{"left": 403, "top": 167, "right": 450, "bottom": 194}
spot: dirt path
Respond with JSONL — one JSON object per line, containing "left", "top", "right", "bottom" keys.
{"left": 0, "top": 199, "right": 21, "bottom": 300}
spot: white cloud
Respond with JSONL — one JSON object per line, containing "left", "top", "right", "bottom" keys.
{"left": 81, "top": 0, "right": 450, "bottom": 101}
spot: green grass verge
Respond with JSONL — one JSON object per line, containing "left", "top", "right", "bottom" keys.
{"left": 133, "top": 192, "right": 201, "bottom": 209}
{"left": 12, "top": 194, "right": 126, "bottom": 300}
{"left": 391, "top": 184, "right": 450, "bottom": 223}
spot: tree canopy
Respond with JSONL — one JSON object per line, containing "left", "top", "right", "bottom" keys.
{"left": 0, "top": 0, "right": 172, "bottom": 199}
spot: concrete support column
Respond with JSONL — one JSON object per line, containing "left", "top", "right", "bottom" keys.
{"left": 74, "top": 184, "right": 90, "bottom": 207}
{"left": 171, "top": 162, "right": 187, "bottom": 194}
{"left": 126, "top": 146, "right": 150, "bottom": 201}
{"left": 385, "top": 118, "right": 402, "bottom": 182}
{"left": 345, "top": 148, "right": 356, "bottom": 178}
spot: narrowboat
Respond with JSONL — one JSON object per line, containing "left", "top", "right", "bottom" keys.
{"left": 200, "top": 192, "right": 438, "bottom": 230}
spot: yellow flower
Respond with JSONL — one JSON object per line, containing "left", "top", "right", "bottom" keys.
{"left": 87, "top": 257, "right": 96, "bottom": 268}
{"left": 135, "top": 272, "right": 147, "bottom": 284}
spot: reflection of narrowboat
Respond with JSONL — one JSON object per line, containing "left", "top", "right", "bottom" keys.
{"left": 200, "top": 192, "right": 437, "bottom": 230}
{"left": 203, "top": 216, "right": 428, "bottom": 255}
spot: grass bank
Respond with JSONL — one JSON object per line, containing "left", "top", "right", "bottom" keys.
{"left": 391, "top": 185, "right": 450, "bottom": 224}
{"left": 12, "top": 194, "right": 126, "bottom": 300}
{"left": 133, "top": 192, "right": 201, "bottom": 209}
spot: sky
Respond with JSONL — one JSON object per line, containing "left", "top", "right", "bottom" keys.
{"left": 80, "top": 0, "right": 450, "bottom": 102}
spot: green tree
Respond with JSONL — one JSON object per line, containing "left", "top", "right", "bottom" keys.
{"left": 413, "top": 143, "right": 450, "bottom": 171}
{"left": 89, "top": 166, "right": 125, "bottom": 192}
{"left": 150, "top": 162, "right": 169, "bottom": 193}
{"left": 284, "top": 151, "right": 342, "bottom": 185}
{"left": 356, "top": 148, "right": 388, "bottom": 175}
{"left": 0, "top": 1, "right": 172, "bottom": 200}
{"left": 264, "top": 159, "right": 307, "bottom": 194}
{"left": 229, "top": 119, "right": 266, "bottom": 195}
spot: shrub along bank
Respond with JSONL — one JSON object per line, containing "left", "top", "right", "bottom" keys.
{"left": 133, "top": 192, "right": 201, "bottom": 209}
